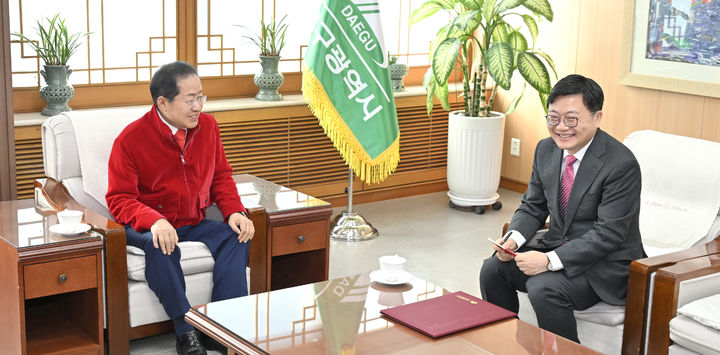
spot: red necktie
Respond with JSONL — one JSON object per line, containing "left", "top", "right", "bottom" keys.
{"left": 173, "top": 129, "right": 186, "bottom": 149}
{"left": 559, "top": 155, "right": 577, "bottom": 219}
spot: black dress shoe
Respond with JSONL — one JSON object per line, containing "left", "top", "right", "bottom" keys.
{"left": 200, "top": 332, "right": 228, "bottom": 353}
{"left": 176, "top": 330, "right": 207, "bottom": 355}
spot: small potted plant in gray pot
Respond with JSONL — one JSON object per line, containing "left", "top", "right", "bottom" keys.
{"left": 237, "top": 15, "right": 288, "bottom": 101}
{"left": 388, "top": 54, "right": 409, "bottom": 92}
{"left": 12, "top": 13, "right": 90, "bottom": 116}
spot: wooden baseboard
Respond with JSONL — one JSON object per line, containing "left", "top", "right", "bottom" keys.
{"left": 499, "top": 177, "right": 527, "bottom": 194}
{"left": 323, "top": 180, "right": 448, "bottom": 207}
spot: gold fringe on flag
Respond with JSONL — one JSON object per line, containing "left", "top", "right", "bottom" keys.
{"left": 302, "top": 66, "right": 400, "bottom": 185}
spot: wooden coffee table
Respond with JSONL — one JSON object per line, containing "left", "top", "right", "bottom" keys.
{"left": 186, "top": 273, "right": 601, "bottom": 354}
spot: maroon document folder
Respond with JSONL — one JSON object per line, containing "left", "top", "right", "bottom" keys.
{"left": 380, "top": 291, "right": 516, "bottom": 338}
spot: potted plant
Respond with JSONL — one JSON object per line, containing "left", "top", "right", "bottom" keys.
{"left": 412, "top": 0, "right": 556, "bottom": 213}
{"left": 388, "top": 54, "right": 409, "bottom": 92}
{"left": 12, "top": 13, "right": 90, "bottom": 116}
{"left": 237, "top": 15, "right": 288, "bottom": 101}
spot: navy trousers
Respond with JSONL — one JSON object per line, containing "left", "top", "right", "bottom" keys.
{"left": 480, "top": 255, "right": 600, "bottom": 343}
{"left": 125, "top": 219, "right": 249, "bottom": 334}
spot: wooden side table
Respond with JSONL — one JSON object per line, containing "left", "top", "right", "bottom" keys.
{"left": 0, "top": 199, "right": 104, "bottom": 354}
{"left": 234, "top": 174, "right": 332, "bottom": 291}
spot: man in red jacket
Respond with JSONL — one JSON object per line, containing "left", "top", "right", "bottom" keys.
{"left": 106, "top": 61, "right": 254, "bottom": 355}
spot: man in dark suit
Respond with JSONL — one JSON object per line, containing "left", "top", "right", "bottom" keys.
{"left": 479, "top": 74, "right": 645, "bottom": 343}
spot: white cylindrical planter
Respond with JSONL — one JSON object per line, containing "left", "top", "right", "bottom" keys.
{"left": 446, "top": 110, "right": 506, "bottom": 207}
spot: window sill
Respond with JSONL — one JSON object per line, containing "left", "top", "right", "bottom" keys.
{"left": 13, "top": 86, "right": 429, "bottom": 127}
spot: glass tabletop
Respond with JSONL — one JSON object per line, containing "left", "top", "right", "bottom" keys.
{"left": 191, "top": 273, "right": 602, "bottom": 355}
{"left": 233, "top": 174, "right": 330, "bottom": 214}
{"left": 0, "top": 199, "right": 101, "bottom": 249}
{"left": 193, "top": 272, "right": 448, "bottom": 354}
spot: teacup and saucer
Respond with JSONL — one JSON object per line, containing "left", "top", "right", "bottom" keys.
{"left": 50, "top": 209, "right": 91, "bottom": 236}
{"left": 370, "top": 254, "right": 412, "bottom": 285}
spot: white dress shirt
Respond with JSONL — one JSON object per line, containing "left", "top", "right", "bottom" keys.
{"left": 508, "top": 136, "right": 595, "bottom": 271}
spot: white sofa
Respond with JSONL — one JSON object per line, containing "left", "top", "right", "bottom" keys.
{"left": 646, "top": 250, "right": 720, "bottom": 355}
{"left": 668, "top": 286, "right": 720, "bottom": 354}
{"left": 39, "top": 109, "right": 254, "bottom": 352}
{"left": 516, "top": 130, "right": 720, "bottom": 355}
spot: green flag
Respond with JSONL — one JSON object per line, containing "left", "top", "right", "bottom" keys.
{"left": 302, "top": 0, "right": 400, "bottom": 184}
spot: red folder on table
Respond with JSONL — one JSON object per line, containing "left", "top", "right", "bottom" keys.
{"left": 380, "top": 291, "right": 516, "bottom": 338}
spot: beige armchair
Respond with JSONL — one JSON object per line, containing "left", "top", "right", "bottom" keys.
{"left": 512, "top": 130, "right": 720, "bottom": 354}
{"left": 38, "top": 110, "right": 266, "bottom": 353}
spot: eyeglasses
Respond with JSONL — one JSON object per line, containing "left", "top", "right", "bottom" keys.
{"left": 545, "top": 113, "right": 587, "bottom": 128}
{"left": 176, "top": 95, "right": 207, "bottom": 107}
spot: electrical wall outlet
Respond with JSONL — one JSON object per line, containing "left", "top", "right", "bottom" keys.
{"left": 510, "top": 138, "right": 520, "bottom": 156}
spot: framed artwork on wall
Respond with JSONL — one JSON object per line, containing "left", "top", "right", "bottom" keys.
{"left": 620, "top": 0, "right": 720, "bottom": 98}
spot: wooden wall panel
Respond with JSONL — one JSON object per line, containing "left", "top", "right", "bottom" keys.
{"left": 13, "top": 98, "right": 454, "bottom": 203}
{"left": 14, "top": 134, "right": 43, "bottom": 199}
{"left": 288, "top": 116, "right": 349, "bottom": 188}
{"left": 18, "top": 1, "right": 720, "bottom": 198}
{"left": 498, "top": 0, "right": 720, "bottom": 185}
{"left": 497, "top": 0, "right": 580, "bottom": 185}
{"left": 610, "top": 87, "right": 706, "bottom": 140}
{"left": 702, "top": 99, "right": 720, "bottom": 142}
{"left": 220, "top": 100, "right": 455, "bottom": 198}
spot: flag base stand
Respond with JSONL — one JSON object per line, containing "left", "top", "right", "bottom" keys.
{"left": 331, "top": 169, "right": 378, "bottom": 241}
{"left": 330, "top": 211, "right": 378, "bottom": 241}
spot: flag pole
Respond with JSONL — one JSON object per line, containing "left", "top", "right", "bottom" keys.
{"left": 330, "top": 168, "right": 378, "bottom": 241}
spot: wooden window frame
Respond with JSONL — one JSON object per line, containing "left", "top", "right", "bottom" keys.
{"left": 11, "top": 0, "right": 428, "bottom": 113}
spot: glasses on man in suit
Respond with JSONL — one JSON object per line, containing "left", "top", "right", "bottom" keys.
{"left": 545, "top": 114, "right": 580, "bottom": 127}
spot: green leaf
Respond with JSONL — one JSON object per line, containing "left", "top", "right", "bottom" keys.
{"left": 434, "top": 0, "right": 458, "bottom": 9}
{"left": 523, "top": 0, "right": 553, "bottom": 21}
{"left": 491, "top": 20, "right": 509, "bottom": 42}
{"left": 427, "top": 90, "right": 436, "bottom": 116}
{"left": 506, "top": 84, "right": 526, "bottom": 115}
{"left": 497, "top": 0, "right": 526, "bottom": 13}
{"left": 507, "top": 31, "right": 528, "bottom": 54}
{"left": 517, "top": 52, "right": 552, "bottom": 93}
{"left": 432, "top": 37, "right": 462, "bottom": 84}
{"left": 410, "top": 1, "right": 446, "bottom": 25}
{"left": 459, "top": 0, "right": 483, "bottom": 10}
{"left": 424, "top": 65, "right": 451, "bottom": 113}
{"left": 485, "top": 42, "right": 514, "bottom": 90}
{"left": 437, "top": 81, "right": 451, "bottom": 111}
{"left": 423, "top": 66, "right": 434, "bottom": 88}
{"left": 483, "top": 0, "right": 497, "bottom": 23}
{"left": 12, "top": 13, "right": 89, "bottom": 65}
{"left": 424, "top": 68, "right": 437, "bottom": 116}
{"left": 447, "top": 9, "right": 480, "bottom": 38}
{"left": 482, "top": 0, "right": 497, "bottom": 23}
{"left": 539, "top": 91, "right": 549, "bottom": 114}
{"left": 522, "top": 15, "right": 538, "bottom": 45}
{"left": 461, "top": 9, "right": 483, "bottom": 36}
{"left": 429, "top": 25, "right": 450, "bottom": 55}
{"left": 534, "top": 50, "right": 558, "bottom": 79}
{"left": 237, "top": 14, "right": 288, "bottom": 56}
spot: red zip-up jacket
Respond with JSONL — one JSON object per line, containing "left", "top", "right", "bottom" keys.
{"left": 106, "top": 106, "right": 246, "bottom": 232}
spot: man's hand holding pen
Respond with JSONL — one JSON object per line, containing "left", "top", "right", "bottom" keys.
{"left": 492, "top": 238, "right": 518, "bottom": 262}
{"left": 490, "top": 235, "right": 550, "bottom": 275}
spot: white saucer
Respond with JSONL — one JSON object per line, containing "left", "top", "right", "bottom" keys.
{"left": 49, "top": 223, "right": 91, "bottom": 236}
{"left": 370, "top": 270, "right": 412, "bottom": 285}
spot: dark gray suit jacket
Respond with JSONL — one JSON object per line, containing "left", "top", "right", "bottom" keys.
{"left": 508, "top": 129, "right": 645, "bottom": 305}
